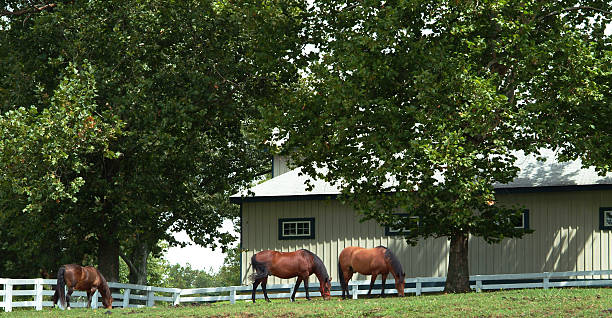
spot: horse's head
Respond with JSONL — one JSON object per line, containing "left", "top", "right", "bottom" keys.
{"left": 101, "top": 296, "right": 113, "bottom": 309}
{"left": 395, "top": 271, "right": 406, "bottom": 297}
{"left": 319, "top": 277, "right": 332, "bottom": 300}
{"left": 100, "top": 282, "right": 113, "bottom": 309}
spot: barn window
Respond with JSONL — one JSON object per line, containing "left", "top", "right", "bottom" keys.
{"left": 600, "top": 207, "right": 612, "bottom": 230}
{"left": 278, "top": 218, "right": 315, "bottom": 240}
{"left": 385, "top": 214, "right": 419, "bottom": 236}
{"left": 513, "top": 210, "right": 530, "bottom": 230}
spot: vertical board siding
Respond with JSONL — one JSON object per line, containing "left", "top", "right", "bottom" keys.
{"left": 241, "top": 190, "right": 612, "bottom": 285}
{"left": 272, "top": 156, "right": 292, "bottom": 178}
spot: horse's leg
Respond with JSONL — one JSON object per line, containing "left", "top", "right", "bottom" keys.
{"left": 252, "top": 278, "right": 262, "bottom": 303}
{"left": 261, "top": 277, "right": 271, "bottom": 302}
{"left": 86, "top": 290, "right": 92, "bottom": 308}
{"left": 367, "top": 274, "right": 378, "bottom": 298}
{"left": 344, "top": 271, "right": 354, "bottom": 299}
{"left": 304, "top": 277, "right": 311, "bottom": 300}
{"left": 66, "top": 287, "right": 74, "bottom": 310}
{"left": 291, "top": 277, "right": 302, "bottom": 302}
{"left": 380, "top": 273, "right": 388, "bottom": 298}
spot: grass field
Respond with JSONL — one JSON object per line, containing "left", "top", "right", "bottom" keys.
{"left": 2, "top": 288, "right": 612, "bottom": 317}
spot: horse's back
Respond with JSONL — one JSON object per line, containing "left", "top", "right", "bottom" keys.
{"left": 62, "top": 264, "right": 104, "bottom": 290}
{"left": 341, "top": 246, "right": 387, "bottom": 275}
{"left": 254, "top": 249, "right": 312, "bottom": 279}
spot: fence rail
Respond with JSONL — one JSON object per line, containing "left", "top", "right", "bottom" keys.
{"left": 2, "top": 270, "right": 612, "bottom": 312}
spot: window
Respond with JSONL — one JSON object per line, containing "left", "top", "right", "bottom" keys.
{"left": 600, "top": 207, "right": 612, "bottom": 230}
{"left": 278, "top": 218, "right": 315, "bottom": 240}
{"left": 385, "top": 214, "right": 419, "bottom": 236}
{"left": 513, "top": 210, "right": 530, "bottom": 230}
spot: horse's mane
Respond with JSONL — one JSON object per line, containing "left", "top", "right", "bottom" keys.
{"left": 301, "top": 249, "right": 329, "bottom": 282}
{"left": 377, "top": 246, "right": 404, "bottom": 278}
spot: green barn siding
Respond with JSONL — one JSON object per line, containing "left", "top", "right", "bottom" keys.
{"left": 241, "top": 190, "right": 612, "bottom": 285}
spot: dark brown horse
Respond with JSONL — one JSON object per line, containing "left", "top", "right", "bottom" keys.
{"left": 52, "top": 264, "right": 113, "bottom": 309}
{"left": 251, "top": 249, "right": 331, "bottom": 302}
{"left": 338, "top": 246, "right": 405, "bottom": 299}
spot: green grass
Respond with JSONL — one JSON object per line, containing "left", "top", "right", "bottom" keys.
{"left": 2, "top": 288, "right": 612, "bottom": 317}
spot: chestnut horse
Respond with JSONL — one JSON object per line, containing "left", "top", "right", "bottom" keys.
{"left": 52, "top": 264, "right": 113, "bottom": 309}
{"left": 338, "top": 246, "right": 405, "bottom": 299}
{"left": 250, "top": 249, "right": 331, "bottom": 302}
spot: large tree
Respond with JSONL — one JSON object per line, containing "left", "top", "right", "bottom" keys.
{"left": 0, "top": 0, "right": 307, "bottom": 282}
{"left": 261, "top": 1, "right": 611, "bottom": 292}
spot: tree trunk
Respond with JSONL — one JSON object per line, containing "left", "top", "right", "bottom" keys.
{"left": 126, "top": 243, "right": 150, "bottom": 285}
{"left": 98, "top": 234, "right": 120, "bottom": 282}
{"left": 444, "top": 232, "right": 470, "bottom": 293}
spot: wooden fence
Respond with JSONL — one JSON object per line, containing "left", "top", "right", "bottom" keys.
{"left": 2, "top": 270, "right": 612, "bottom": 312}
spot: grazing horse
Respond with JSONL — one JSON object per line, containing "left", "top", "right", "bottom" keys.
{"left": 251, "top": 249, "right": 331, "bottom": 302}
{"left": 52, "top": 264, "right": 113, "bottom": 309}
{"left": 338, "top": 246, "right": 405, "bottom": 299}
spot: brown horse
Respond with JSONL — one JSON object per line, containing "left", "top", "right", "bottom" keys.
{"left": 338, "top": 246, "right": 405, "bottom": 299}
{"left": 52, "top": 264, "right": 113, "bottom": 309}
{"left": 251, "top": 249, "right": 331, "bottom": 302}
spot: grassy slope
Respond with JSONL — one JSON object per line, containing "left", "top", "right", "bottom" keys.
{"left": 2, "top": 288, "right": 612, "bottom": 317}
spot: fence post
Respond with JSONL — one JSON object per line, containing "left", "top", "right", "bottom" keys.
{"left": 172, "top": 291, "right": 181, "bottom": 306}
{"left": 91, "top": 290, "right": 99, "bottom": 309}
{"left": 415, "top": 278, "right": 422, "bottom": 296}
{"left": 543, "top": 272, "right": 550, "bottom": 290}
{"left": 34, "top": 278, "right": 43, "bottom": 310}
{"left": 351, "top": 283, "right": 358, "bottom": 300}
{"left": 122, "top": 288, "right": 131, "bottom": 308}
{"left": 4, "top": 281, "right": 12, "bottom": 312}
{"left": 476, "top": 279, "right": 483, "bottom": 293}
{"left": 146, "top": 287, "right": 155, "bottom": 307}
{"left": 230, "top": 287, "right": 236, "bottom": 304}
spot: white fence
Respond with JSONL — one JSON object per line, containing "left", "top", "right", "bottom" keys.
{"left": 2, "top": 270, "right": 612, "bottom": 312}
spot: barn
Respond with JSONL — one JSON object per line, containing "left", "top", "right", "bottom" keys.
{"left": 230, "top": 150, "right": 612, "bottom": 285}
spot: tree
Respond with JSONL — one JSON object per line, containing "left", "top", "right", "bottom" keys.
{"left": 261, "top": 1, "right": 611, "bottom": 292}
{"left": 0, "top": 0, "right": 307, "bottom": 282}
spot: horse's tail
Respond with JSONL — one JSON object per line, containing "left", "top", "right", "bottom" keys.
{"left": 55, "top": 266, "right": 67, "bottom": 308}
{"left": 249, "top": 254, "right": 268, "bottom": 282}
{"left": 338, "top": 260, "right": 346, "bottom": 288}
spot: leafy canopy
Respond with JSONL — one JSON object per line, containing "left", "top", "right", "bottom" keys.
{"left": 261, "top": 0, "right": 611, "bottom": 243}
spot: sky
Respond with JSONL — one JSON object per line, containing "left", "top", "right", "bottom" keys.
{"left": 164, "top": 219, "right": 237, "bottom": 272}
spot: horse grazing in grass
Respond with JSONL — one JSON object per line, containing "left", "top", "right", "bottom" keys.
{"left": 338, "top": 246, "right": 405, "bottom": 299}
{"left": 250, "top": 249, "right": 331, "bottom": 302}
{"left": 52, "top": 264, "right": 113, "bottom": 309}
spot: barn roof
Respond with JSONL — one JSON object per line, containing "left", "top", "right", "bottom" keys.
{"left": 230, "top": 149, "right": 612, "bottom": 203}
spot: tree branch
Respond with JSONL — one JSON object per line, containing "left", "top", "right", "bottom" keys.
{"left": 119, "top": 251, "right": 138, "bottom": 275}
{"left": 1, "top": 2, "right": 57, "bottom": 17}
{"left": 539, "top": 6, "right": 612, "bottom": 20}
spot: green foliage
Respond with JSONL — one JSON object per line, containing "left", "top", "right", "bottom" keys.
{"left": 259, "top": 0, "right": 611, "bottom": 291}
{"left": 0, "top": 0, "right": 305, "bottom": 281}
{"left": 0, "top": 62, "right": 122, "bottom": 211}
